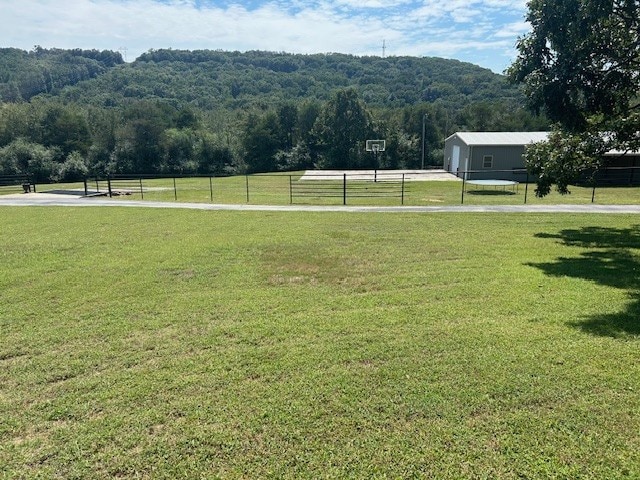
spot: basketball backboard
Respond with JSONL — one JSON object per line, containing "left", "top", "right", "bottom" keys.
{"left": 365, "top": 140, "right": 386, "bottom": 152}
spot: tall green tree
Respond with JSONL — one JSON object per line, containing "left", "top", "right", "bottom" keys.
{"left": 0, "top": 138, "right": 56, "bottom": 180}
{"left": 509, "top": 0, "right": 640, "bottom": 195}
{"left": 39, "top": 105, "right": 91, "bottom": 157}
{"left": 297, "top": 101, "right": 321, "bottom": 142}
{"left": 242, "top": 112, "right": 282, "bottom": 173}
{"left": 57, "top": 151, "right": 89, "bottom": 181}
{"left": 86, "top": 108, "right": 118, "bottom": 176}
{"left": 196, "top": 132, "right": 236, "bottom": 175}
{"left": 0, "top": 103, "right": 38, "bottom": 146}
{"left": 113, "top": 102, "right": 173, "bottom": 173}
{"left": 160, "top": 128, "right": 197, "bottom": 173}
{"left": 312, "top": 89, "right": 373, "bottom": 169}
{"left": 277, "top": 103, "right": 298, "bottom": 149}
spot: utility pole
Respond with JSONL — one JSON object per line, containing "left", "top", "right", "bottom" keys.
{"left": 382, "top": 40, "right": 386, "bottom": 58}
{"left": 421, "top": 113, "right": 427, "bottom": 169}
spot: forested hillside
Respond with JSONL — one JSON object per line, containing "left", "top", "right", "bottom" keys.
{"left": 59, "top": 49, "right": 519, "bottom": 109}
{"left": 0, "top": 47, "right": 124, "bottom": 102}
{"left": 0, "top": 47, "right": 548, "bottom": 181}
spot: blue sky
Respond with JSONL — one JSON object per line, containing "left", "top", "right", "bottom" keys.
{"left": 1, "top": 0, "right": 530, "bottom": 73}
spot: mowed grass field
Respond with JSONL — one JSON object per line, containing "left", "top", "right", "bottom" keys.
{"left": 1, "top": 207, "right": 639, "bottom": 478}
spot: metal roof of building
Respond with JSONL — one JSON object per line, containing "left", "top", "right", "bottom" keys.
{"left": 446, "top": 131, "right": 550, "bottom": 146}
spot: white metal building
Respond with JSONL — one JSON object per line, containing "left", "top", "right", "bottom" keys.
{"left": 443, "top": 132, "right": 550, "bottom": 181}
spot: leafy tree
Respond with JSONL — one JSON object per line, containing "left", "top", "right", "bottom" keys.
{"left": 0, "top": 103, "right": 38, "bottom": 146}
{"left": 113, "top": 101, "right": 174, "bottom": 173}
{"left": 39, "top": 105, "right": 91, "bottom": 156}
{"left": 381, "top": 126, "right": 420, "bottom": 169}
{"left": 509, "top": 0, "right": 640, "bottom": 195}
{"left": 277, "top": 103, "right": 298, "bottom": 149}
{"left": 312, "top": 89, "right": 373, "bottom": 169}
{"left": 275, "top": 142, "right": 314, "bottom": 171}
{"left": 86, "top": 108, "right": 118, "bottom": 176}
{"left": 196, "top": 132, "right": 236, "bottom": 175}
{"left": 297, "top": 100, "right": 321, "bottom": 142}
{"left": 0, "top": 138, "right": 56, "bottom": 180}
{"left": 398, "top": 105, "right": 444, "bottom": 167}
{"left": 175, "top": 107, "right": 199, "bottom": 129}
{"left": 160, "top": 128, "right": 197, "bottom": 173}
{"left": 57, "top": 151, "right": 89, "bottom": 181}
{"left": 242, "top": 112, "right": 281, "bottom": 173}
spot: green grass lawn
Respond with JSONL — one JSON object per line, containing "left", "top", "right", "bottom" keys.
{"left": 1, "top": 207, "right": 639, "bottom": 478}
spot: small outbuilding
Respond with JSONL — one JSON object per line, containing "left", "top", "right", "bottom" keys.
{"left": 443, "top": 131, "right": 549, "bottom": 181}
{"left": 444, "top": 131, "right": 640, "bottom": 184}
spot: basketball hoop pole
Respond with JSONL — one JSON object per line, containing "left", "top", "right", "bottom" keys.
{"left": 366, "top": 140, "right": 385, "bottom": 182}
{"left": 373, "top": 145, "right": 378, "bottom": 182}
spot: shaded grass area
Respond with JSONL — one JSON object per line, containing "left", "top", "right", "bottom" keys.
{"left": 1, "top": 208, "right": 639, "bottom": 478}
{"left": 25, "top": 174, "right": 640, "bottom": 206}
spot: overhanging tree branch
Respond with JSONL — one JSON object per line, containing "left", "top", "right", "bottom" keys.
{"left": 509, "top": 0, "right": 640, "bottom": 196}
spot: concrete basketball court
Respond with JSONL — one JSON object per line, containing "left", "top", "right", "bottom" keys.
{"left": 299, "top": 169, "right": 461, "bottom": 181}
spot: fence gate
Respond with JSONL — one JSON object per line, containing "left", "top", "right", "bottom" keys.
{"left": 291, "top": 173, "right": 406, "bottom": 205}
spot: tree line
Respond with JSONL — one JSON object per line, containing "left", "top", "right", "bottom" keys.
{"left": 0, "top": 90, "right": 549, "bottom": 181}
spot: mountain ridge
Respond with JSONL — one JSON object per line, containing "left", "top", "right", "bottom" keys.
{"left": 1, "top": 47, "right": 521, "bottom": 109}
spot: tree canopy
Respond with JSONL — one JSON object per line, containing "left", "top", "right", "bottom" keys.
{"left": 509, "top": 0, "right": 640, "bottom": 196}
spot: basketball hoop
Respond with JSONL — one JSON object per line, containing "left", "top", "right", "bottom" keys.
{"left": 366, "top": 140, "right": 385, "bottom": 182}
{"left": 366, "top": 140, "right": 386, "bottom": 152}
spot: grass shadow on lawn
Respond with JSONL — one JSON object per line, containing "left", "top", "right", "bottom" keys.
{"left": 530, "top": 225, "right": 640, "bottom": 339}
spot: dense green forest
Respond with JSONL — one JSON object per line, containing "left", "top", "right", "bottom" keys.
{"left": 0, "top": 47, "right": 549, "bottom": 181}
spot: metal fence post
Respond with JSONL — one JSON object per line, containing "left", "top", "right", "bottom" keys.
{"left": 139, "top": 177, "right": 144, "bottom": 200}
{"left": 524, "top": 172, "right": 529, "bottom": 204}
{"left": 289, "top": 175, "right": 293, "bottom": 204}
{"left": 173, "top": 177, "right": 177, "bottom": 201}
{"left": 108, "top": 176, "right": 112, "bottom": 198}
{"left": 461, "top": 174, "right": 466, "bottom": 204}
{"left": 209, "top": 176, "right": 213, "bottom": 202}
{"left": 83, "top": 178, "right": 88, "bottom": 196}
{"left": 343, "top": 174, "right": 347, "bottom": 205}
{"left": 246, "top": 175, "right": 249, "bottom": 203}
{"left": 401, "top": 173, "right": 405, "bottom": 205}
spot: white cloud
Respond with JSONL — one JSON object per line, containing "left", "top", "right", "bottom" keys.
{"left": 331, "top": 0, "right": 413, "bottom": 9}
{"left": 0, "top": 0, "right": 529, "bottom": 72}
{"left": 493, "top": 20, "right": 530, "bottom": 39}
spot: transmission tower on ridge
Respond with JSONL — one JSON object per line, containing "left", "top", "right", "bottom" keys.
{"left": 118, "top": 46, "right": 128, "bottom": 62}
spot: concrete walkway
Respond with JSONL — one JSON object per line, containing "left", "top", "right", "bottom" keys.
{"left": 2, "top": 192, "right": 640, "bottom": 213}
